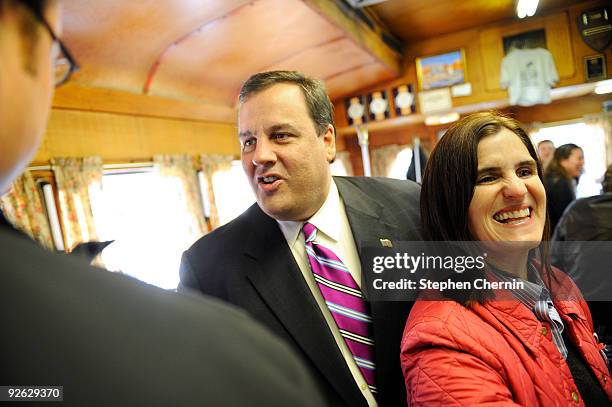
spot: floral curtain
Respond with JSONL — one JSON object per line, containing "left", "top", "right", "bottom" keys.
{"left": 154, "top": 154, "right": 208, "bottom": 237}
{"left": 200, "top": 154, "right": 234, "bottom": 229}
{"left": 0, "top": 171, "right": 54, "bottom": 249}
{"left": 584, "top": 112, "right": 612, "bottom": 167}
{"left": 51, "top": 157, "right": 103, "bottom": 251}
{"left": 335, "top": 151, "right": 354, "bottom": 176}
{"left": 371, "top": 144, "right": 402, "bottom": 177}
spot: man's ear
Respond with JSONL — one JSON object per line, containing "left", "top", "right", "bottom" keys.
{"left": 323, "top": 124, "right": 336, "bottom": 163}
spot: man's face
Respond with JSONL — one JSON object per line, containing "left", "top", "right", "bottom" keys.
{"left": 0, "top": 1, "right": 60, "bottom": 193}
{"left": 239, "top": 83, "right": 336, "bottom": 221}
{"left": 537, "top": 141, "right": 554, "bottom": 163}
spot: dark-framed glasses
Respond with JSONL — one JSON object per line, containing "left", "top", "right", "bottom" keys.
{"left": 23, "top": 2, "right": 79, "bottom": 87}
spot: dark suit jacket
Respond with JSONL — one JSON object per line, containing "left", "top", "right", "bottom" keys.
{"left": 180, "top": 176, "right": 422, "bottom": 406}
{"left": 544, "top": 174, "right": 575, "bottom": 232}
{"left": 0, "top": 213, "right": 323, "bottom": 407}
{"left": 551, "top": 193, "right": 612, "bottom": 343}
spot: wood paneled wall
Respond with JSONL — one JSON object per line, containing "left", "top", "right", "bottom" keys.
{"left": 335, "top": 0, "right": 610, "bottom": 125}
{"left": 335, "top": 0, "right": 611, "bottom": 175}
{"left": 32, "top": 109, "right": 240, "bottom": 164}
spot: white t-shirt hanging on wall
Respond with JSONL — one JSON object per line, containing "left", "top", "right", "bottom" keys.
{"left": 500, "top": 48, "right": 559, "bottom": 106}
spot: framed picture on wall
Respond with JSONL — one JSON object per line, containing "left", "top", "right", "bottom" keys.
{"left": 416, "top": 49, "right": 466, "bottom": 90}
{"left": 502, "top": 29, "right": 547, "bottom": 55}
{"left": 392, "top": 84, "right": 416, "bottom": 116}
{"left": 584, "top": 54, "right": 607, "bottom": 81}
{"left": 367, "top": 90, "right": 390, "bottom": 121}
{"left": 344, "top": 96, "right": 367, "bottom": 126}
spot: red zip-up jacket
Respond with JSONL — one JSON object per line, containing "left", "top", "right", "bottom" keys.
{"left": 401, "top": 267, "right": 611, "bottom": 406}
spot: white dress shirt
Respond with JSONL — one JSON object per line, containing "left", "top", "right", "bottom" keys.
{"left": 277, "top": 179, "right": 378, "bottom": 407}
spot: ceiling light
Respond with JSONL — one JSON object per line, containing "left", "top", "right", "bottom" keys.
{"left": 595, "top": 79, "right": 612, "bottom": 95}
{"left": 425, "top": 112, "right": 460, "bottom": 126}
{"left": 517, "top": 0, "right": 539, "bottom": 19}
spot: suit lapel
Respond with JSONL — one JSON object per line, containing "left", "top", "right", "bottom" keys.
{"left": 335, "top": 177, "right": 411, "bottom": 405}
{"left": 334, "top": 177, "right": 399, "bottom": 257}
{"left": 243, "top": 207, "right": 367, "bottom": 407}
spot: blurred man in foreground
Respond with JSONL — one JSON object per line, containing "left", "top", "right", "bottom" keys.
{"left": 0, "top": 1, "right": 323, "bottom": 405}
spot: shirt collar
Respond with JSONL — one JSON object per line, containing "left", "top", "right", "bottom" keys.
{"left": 277, "top": 178, "right": 340, "bottom": 247}
{"left": 489, "top": 263, "right": 549, "bottom": 309}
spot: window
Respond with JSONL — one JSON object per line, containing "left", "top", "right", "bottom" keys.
{"left": 330, "top": 159, "right": 349, "bottom": 176}
{"left": 387, "top": 147, "right": 413, "bottom": 180}
{"left": 531, "top": 122, "right": 606, "bottom": 198}
{"left": 89, "top": 169, "right": 202, "bottom": 289}
{"left": 210, "top": 160, "right": 255, "bottom": 226}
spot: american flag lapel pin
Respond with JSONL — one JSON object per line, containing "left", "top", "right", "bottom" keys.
{"left": 379, "top": 239, "right": 393, "bottom": 248}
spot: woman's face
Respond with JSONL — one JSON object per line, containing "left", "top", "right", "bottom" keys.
{"left": 560, "top": 148, "right": 584, "bottom": 179}
{"left": 468, "top": 128, "right": 546, "bottom": 247}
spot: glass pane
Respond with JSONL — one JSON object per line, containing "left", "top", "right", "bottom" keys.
{"left": 89, "top": 170, "right": 201, "bottom": 289}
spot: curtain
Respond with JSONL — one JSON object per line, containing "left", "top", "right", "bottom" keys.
{"left": 335, "top": 151, "right": 354, "bottom": 176}
{"left": 200, "top": 154, "right": 234, "bottom": 229}
{"left": 371, "top": 144, "right": 402, "bottom": 177}
{"left": 51, "top": 157, "right": 103, "bottom": 251}
{"left": 154, "top": 154, "right": 208, "bottom": 237}
{"left": 584, "top": 112, "right": 612, "bottom": 167}
{"left": 0, "top": 171, "right": 54, "bottom": 249}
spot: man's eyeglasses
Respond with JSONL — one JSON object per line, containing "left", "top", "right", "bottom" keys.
{"left": 24, "top": 2, "right": 79, "bottom": 87}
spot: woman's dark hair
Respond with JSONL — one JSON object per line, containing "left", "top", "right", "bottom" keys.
{"left": 420, "top": 111, "right": 552, "bottom": 304}
{"left": 544, "top": 143, "right": 582, "bottom": 180}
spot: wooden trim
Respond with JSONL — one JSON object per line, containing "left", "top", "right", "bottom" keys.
{"left": 143, "top": 1, "right": 255, "bottom": 94}
{"left": 53, "top": 83, "right": 236, "bottom": 123}
{"left": 302, "top": 0, "right": 401, "bottom": 74}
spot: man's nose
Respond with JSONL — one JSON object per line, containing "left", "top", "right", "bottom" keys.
{"left": 251, "top": 138, "right": 277, "bottom": 167}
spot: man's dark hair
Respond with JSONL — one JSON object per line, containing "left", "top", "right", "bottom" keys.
{"left": 537, "top": 139, "right": 554, "bottom": 148}
{"left": 239, "top": 71, "right": 335, "bottom": 137}
{"left": 603, "top": 164, "right": 612, "bottom": 193}
{"left": 0, "top": 0, "right": 53, "bottom": 74}
{"left": 420, "top": 111, "right": 553, "bottom": 304}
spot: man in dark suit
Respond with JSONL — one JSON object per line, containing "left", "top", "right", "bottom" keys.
{"left": 180, "top": 71, "right": 422, "bottom": 406}
{"left": 1, "top": 2, "right": 323, "bottom": 405}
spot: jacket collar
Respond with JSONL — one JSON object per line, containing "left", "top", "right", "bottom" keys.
{"left": 241, "top": 177, "right": 408, "bottom": 406}
{"left": 242, "top": 203, "right": 368, "bottom": 407}
{"left": 333, "top": 176, "right": 398, "bottom": 257}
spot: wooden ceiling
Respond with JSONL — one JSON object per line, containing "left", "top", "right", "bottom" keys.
{"left": 368, "top": 0, "right": 581, "bottom": 41}
{"left": 60, "top": 0, "right": 593, "bottom": 124}
{"left": 61, "top": 0, "right": 399, "bottom": 117}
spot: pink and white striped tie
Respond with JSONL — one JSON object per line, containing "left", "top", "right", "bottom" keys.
{"left": 303, "top": 222, "right": 376, "bottom": 395}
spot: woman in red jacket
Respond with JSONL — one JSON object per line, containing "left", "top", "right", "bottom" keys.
{"left": 401, "top": 112, "right": 611, "bottom": 406}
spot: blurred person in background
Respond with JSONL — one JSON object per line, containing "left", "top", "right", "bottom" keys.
{"left": 552, "top": 164, "right": 612, "bottom": 364}
{"left": 68, "top": 240, "right": 114, "bottom": 266}
{"left": 544, "top": 143, "right": 584, "bottom": 231}
{"left": 536, "top": 139, "right": 555, "bottom": 170}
